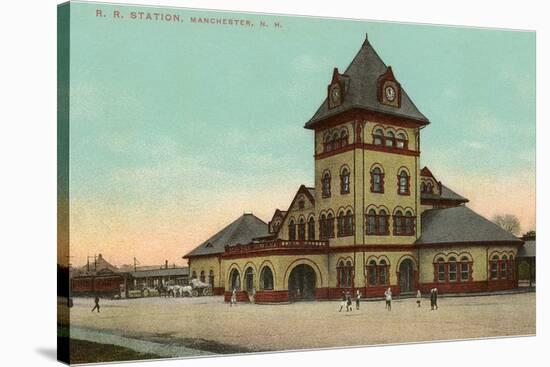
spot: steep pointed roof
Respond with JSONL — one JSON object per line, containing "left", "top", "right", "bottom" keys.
{"left": 305, "top": 34, "right": 429, "bottom": 128}
{"left": 416, "top": 206, "right": 522, "bottom": 245}
{"left": 183, "top": 213, "right": 269, "bottom": 258}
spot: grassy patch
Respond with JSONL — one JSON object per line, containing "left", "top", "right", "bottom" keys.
{"left": 70, "top": 339, "right": 160, "bottom": 364}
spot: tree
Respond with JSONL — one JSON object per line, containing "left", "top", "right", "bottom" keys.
{"left": 492, "top": 214, "right": 521, "bottom": 235}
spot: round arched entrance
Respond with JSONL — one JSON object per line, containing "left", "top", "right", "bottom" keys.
{"left": 229, "top": 268, "right": 240, "bottom": 291}
{"left": 398, "top": 259, "right": 415, "bottom": 294}
{"left": 288, "top": 264, "right": 316, "bottom": 301}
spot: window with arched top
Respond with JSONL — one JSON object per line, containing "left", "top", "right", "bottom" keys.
{"left": 426, "top": 182, "right": 433, "bottom": 194}
{"left": 333, "top": 133, "right": 340, "bottom": 150}
{"left": 346, "top": 210, "right": 354, "bottom": 236}
{"left": 370, "top": 167, "right": 384, "bottom": 193}
{"left": 327, "top": 213, "right": 335, "bottom": 238}
{"left": 404, "top": 210, "right": 415, "bottom": 235}
{"left": 396, "top": 132, "right": 407, "bottom": 149}
{"left": 501, "top": 255, "right": 508, "bottom": 278}
{"left": 373, "top": 128, "right": 384, "bottom": 145}
{"left": 320, "top": 214, "right": 327, "bottom": 240}
{"left": 337, "top": 260, "right": 353, "bottom": 288}
{"left": 341, "top": 130, "right": 348, "bottom": 147}
{"left": 229, "top": 268, "right": 240, "bottom": 290}
{"left": 260, "top": 266, "right": 274, "bottom": 290}
{"left": 367, "top": 260, "right": 377, "bottom": 286}
{"left": 379, "top": 259, "right": 388, "bottom": 284}
{"left": 324, "top": 134, "right": 332, "bottom": 152}
{"left": 393, "top": 210, "right": 404, "bottom": 235}
{"left": 460, "top": 256, "right": 470, "bottom": 281}
{"left": 437, "top": 257, "right": 446, "bottom": 282}
{"left": 340, "top": 167, "right": 350, "bottom": 194}
{"left": 307, "top": 217, "right": 315, "bottom": 240}
{"left": 448, "top": 257, "right": 457, "bottom": 281}
{"left": 490, "top": 255, "right": 499, "bottom": 279}
{"left": 385, "top": 131, "right": 395, "bottom": 147}
{"left": 288, "top": 219, "right": 296, "bottom": 241}
{"left": 322, "top": 172, "right": 331, "bottom": 198}
{"left": 298, "top": 217, "right": 306, "bottom": 241}
{"left": 420, "top": 182, "right": 426, "bottom": 193}
{"left": 192, "top": 271, "right": 197, "bottom": 280}
{"left": 337, "top": 211, "right": 346, "bottom": 237}
{"left": 398, "top": 170, "right": 410, "bottom": 195}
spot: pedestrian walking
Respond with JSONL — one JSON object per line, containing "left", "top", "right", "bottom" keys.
{"left": 416, "top": 290, "right": 422, "bottom": 308}
{"left": 230, "top": 288, "right": 237, "bottom": 307}
{"left": 346, "top": 291, "right": 353, "bottom": 312}
{"left": 430, "top": 288, "right": 439, "bottom": 310}
{"left": 355, "top": 290, "right": 361, "bottom": 310}
{"left": 433, "top": 288, "right": 438, "bottom": 310}
{"left": 339, "top": 291, "right": 346, "bottom": 312}
{"left": 91, "top": 295, "right": 100, "bottom": 313}
{"left": 384, "top": 288, "right": 392, "bottom": 311}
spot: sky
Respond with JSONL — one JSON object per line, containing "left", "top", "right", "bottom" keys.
{"left": 66, "top": 2, "right": 536, "bottom": 267}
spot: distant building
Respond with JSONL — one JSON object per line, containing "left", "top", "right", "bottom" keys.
{"left": 184, "top": 34, "right": 525, "bottom": 303}
{"left": 130, "top": 267, "right": 189, "bottom": 289}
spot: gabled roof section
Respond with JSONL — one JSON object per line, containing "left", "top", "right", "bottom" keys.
{"left": 420, "top": 166, "right": 437, "bottom": 179}
{"left": 183, "top": 213, "right": 269, "bottom": 258}
{"left": 421, "top": 184, "right": 469, "bottom": 203}
{"left": 305, "top": 34, "right": 429, "bottom": 129}
{"left": 273, "top": 185, "right": 316, "bottom": 237}
{"left": 416, "top": 206, "right": 523, "bottom": 245}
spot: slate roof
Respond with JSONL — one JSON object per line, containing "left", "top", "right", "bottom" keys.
{"left": 131, "top": 267, "right": 189, "bottom": 278}
{"left": 416, "top": 206, "right": 523, "bottom": 245}
{"left": 184, "top": 213, "right": 269, "bottom": 257}
{"left": 518, "top": 240, "right": 536, "bottom": 258}
{"left": 421, "top": 184, "right": 469, "bottom": 203}
{"left": 306, "top": 187, "right": 315, "bottom": 199}
{"left": 305, "top": 34, "right": 429, "bottom": 128}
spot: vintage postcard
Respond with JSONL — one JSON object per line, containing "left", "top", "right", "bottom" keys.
{"left": 57, "top": 1, "right": 536, "bottom": 364}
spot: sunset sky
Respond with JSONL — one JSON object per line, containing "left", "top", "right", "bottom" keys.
{"left": 67, "top": 2, "right": 535, "bottom": 267}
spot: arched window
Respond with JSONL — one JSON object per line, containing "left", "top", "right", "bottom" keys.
{"left": 307, "top": 217, "right": 315, "bottom": 240}
{"left": 370, "top": 167, "right": 384, "bottom": 193}
{"left": 490, "top": 255, "right": 499, "bottom": 279}
{"left": 288, "top": 219, "right": 296, "bottom": 241}
{"left": 404, "top": 210, "right": 415, "bottom": 235}
{"left": 340, "top": 167, "right": 350, "bottom": 194}
{"left": 320, "top": 214, "right": 327, "bottom": 240}
{"left": 192, "top": 271, "right": 197, "bottom": 280}
{"left": 244, "top": 267, "right": 254, "bottom": 292}
{"left": 437, "top": 257, "right": 445, "bottom": 281}
{"left": 460, "top": 256, "right": 470, "bottom": 281}
{"left": 324, "top": 134, "right": 332, "bottom": 152}
{"left": 426, "top": 182, "right": 433, "bottom": 194}
{"left": 260, "top": 266, "right": 274, "bottom": 290}
{"left": 373, "top": 128, "right": 384, "bottom": 145}
{"left": 501, "top": 255, "right": 508, "bottom": 279}
{"left": 420, "top": 182, "right": 426, "bottom": 193}
{"left": 322, "top": 172, "right": 331, "bottom": 198}
{"left": 298, "top": 217, "right": 306, "bottom": 241}
{"left": 229, "top": 269, "right": 240, "bottom": 290}
{"left": 393, "top": 210, "right": 404, "bottom": 235}
{"left": 366, "top": 209, "right": 377, "bottom": 235}
{"left": 341, "top": 130, "right": 349, "bottom": 147}
{"left": 208, "top": 270, "right": 215, "bottom": 286}
{"left": 385, "top": 131, "right": 395, "bottom": 147}
{"left": 379, "top": 209, "right": 388, "bottom": 235}
{"left": 200, "top": 270, "right": 206, "bottom": 283}
{"left": 398, "top": 170, "right": 410, "bottom": 195}
{"left": 448, "top": 257, "right": 457, "bottom": 281}
{"left": 396, "top": 132, "right": 407, "bottom": 149}
{"left": 346, "top": 210, "right": 354, "bottom": 236}
{"left": 367, "top": 260, "right": 377, "bottom": 286}
{"left": 327, "top": 213, "right": 335, "bottom": 238}
{"left": 337, "top": 260, "right": 353, "bottom": 288}
{"left": 333, "top": 132, "right": 340, "bottom": 150}
{"left": 379, "top": 259, "right": 388, "bottom": 284}
{"left": 337, "top": 211, "right": 345, "bottom": 237}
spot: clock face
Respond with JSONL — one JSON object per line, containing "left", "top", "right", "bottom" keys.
{"left": 384, "top": 85, "right": 396, "bottom": 102}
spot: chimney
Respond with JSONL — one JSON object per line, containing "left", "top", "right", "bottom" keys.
{"left": 165, "top": 260, "right": 168, "bottom": 269}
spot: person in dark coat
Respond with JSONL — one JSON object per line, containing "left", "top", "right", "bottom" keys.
{"left": 91, "top": 296, "right": 100, "bottom": 313}
{"left": 430, "top": 288, "right": 439, "bottom": 310}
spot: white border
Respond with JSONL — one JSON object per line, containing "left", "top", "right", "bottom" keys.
{"left": 1, "top": 1, "right": 546, "bottom": 366}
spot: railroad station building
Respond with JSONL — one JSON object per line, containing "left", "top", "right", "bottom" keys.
{"left": 183, "top": 34, "right": 524, "bottom": 303}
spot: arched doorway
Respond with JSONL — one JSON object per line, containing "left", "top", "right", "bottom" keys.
{"left": 288, "top": 264, "right": 316, "bottom": 301}
{"left": 399, "top": 259, "right": 414, "bottom": 294}
{"left": 244, "top": 267, "right": 255, "bottom": 292}
{"left": 229, "top": 269, "right": 240, "bottom": 291}
{"left": 260, "top": 266, "right": 274, "bottom": 290}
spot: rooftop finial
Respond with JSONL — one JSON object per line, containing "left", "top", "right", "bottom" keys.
{"left": 365, "top": 32, "right": 369, "bottom": 42}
